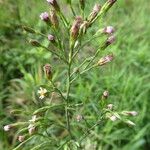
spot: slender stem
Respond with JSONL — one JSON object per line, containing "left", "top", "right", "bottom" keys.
{"left": 69, "top": 4, "right": 76, "bottom": 16}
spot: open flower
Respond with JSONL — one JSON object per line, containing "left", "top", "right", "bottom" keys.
{"left": 40, "top": 12, "right": 49, "bottom": 21}
{"left": 38, "top": 87, "right": 47, "bottom": 99}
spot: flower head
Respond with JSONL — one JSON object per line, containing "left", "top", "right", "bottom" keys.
{"left": 107, "top": 104, "right": 113, "bottom": 110}
{"left": 109, "top": 115, "right": 117, "bottom": 121}
{"left": 38, "top": 87, "right": 47, "bottom": 99}
{"left": 28, "top": 124, "right": 36, "bottom": 135}
{"left": 3, "top": 125, "right": 12, "bottom": 131}
{"left": 76, "top": 115, "right": 83, "bottom": 122}
{"left": 46, "top": 0, "right": 60, "bottom": 12}
{"left": 106, "top": 35, "right": 116, "bottom": 45}
{"left": 48, "top": 34, "right": 55, "bottom": 41}
{"left": 18, "top": 135, "right": 25, "bottom": 142}
{"left": 40, "top": 12, "right": 49, "bottom": 21}
{"left": 103, "top": 26, "right": 115, "bottom": 34}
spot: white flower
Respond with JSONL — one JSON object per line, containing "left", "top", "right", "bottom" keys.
{"left": 38, "top": 87, "right": 47, "bottom": 99}
{"left": 3, "top": 125, "right": 11, "bottom": 131}
{"left": 107, "top": 104, "right": 113, "bottom": 110}
{"left": 29, "top": 115, "right": 37, "bottom": 123}
{"left": 109, "top": 115, "right": 117, "bottom": 121}
{"left": 126, "top": 120, "right": 136, "bottom": 126}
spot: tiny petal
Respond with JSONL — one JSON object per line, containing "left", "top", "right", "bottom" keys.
{"left": 103, "top": 90, "right": 109, "bottom": 99}
{"left": 28, "top": 124, "right": 36, "bottom": 135}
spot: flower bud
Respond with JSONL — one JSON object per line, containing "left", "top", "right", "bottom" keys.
{"left": 28, "top": 124, "right": 36, "bottom": 135}
{"left": 88, "top": 4, "right": 101, "bottom": 23}
{"left": 47, "top": 0, "right": 60, "bottom": 12}
{"left": 48, "top": 34, "right": 55, "bottom": 42}
{"left": 103, "top": 26, "right": 115, "bottom": 34}
{"left": 70, "top": 16, "right": 83, "bottom": 41}
{"left": 76, "top": 115, "right": 83, "bottom": 122}
{"left": 125, "top": 120, "right": 136, "bottom": 126}
{"left": 29, "top": 40, "right": 41, "bottom": 47}
{"left": 97, "top": 54, "right": 114, "bottom": 66}
{"left": 22, "top": 26, "right": 36, "bottom": 34}
{"left": 50, "top": 10, "right": 59, "bottom": 28}
{"left": 43, "top": 64, "right": 52, "bottom": 80}
{"left": 121, "top": 111, "right": 138, "bottom": 116}
{"left": 106, "top": 35, "right": 115, "bottom": 45}
{"left": 3, "top": 125, "right": 12, "bottom": 131}
{"left": 40, "top": 12, "right": 50, "bottom": 22}
{"left": 18, "top": 135, "right": 25, "bottom": 142}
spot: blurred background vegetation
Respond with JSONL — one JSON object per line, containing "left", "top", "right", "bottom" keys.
{"left": 0, "top": 0, "right": 150, "bottom": 149}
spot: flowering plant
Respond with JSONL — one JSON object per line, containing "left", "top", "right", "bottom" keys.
{"left": 4, "top": 0, "right": 137, "bottom": 149}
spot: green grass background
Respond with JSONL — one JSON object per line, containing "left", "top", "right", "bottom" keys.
{"left": 0, "top": 0, "right": 150, "bottom": 149}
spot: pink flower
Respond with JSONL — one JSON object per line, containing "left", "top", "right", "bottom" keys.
{"left": 103, "top": 26, "right": 115, "bottom": 34}
{"left": 40, "top": 12, "right": 49, "bottom": 21}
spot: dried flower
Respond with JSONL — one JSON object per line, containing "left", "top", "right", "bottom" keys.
{"left": 28, "top": 124, "right": 36, "bottom": 135}
{"left": 103, "top": 26, "right": 115, "bottom": 34}
{"left": 107, "top": 104, "right": 113, "bottom": 110}
{"left": 47, "top": 0, "right": 60, "bottom": 12}
{"left": 3, "top": 125, "right": 12, "bottom": 131}
{"left": 50, "top": 10, "right": 59, "bottom": 28}
{"left": 40, "top": 12, "right": 49, "bottom": 21}
{"left": 106, "top": 35, "right": 116, "bottom": 45}
{"left": 76, "top": 115, "right": 83, "bottom": 122}
{"left": 97, "top": 54, "right": 114, "bottom": 66}
{"left": 38, "top": 87, "right": 47, "bottom": 99}
{"left": 18, "top": 135, "right": 25, "bottom": 142}
{"left": 70, "top": 16, "right": 83, "bottom": 41}
{"left": 102, "top": 90, "right": 109, "bottom": 99}
{"left": 88, "top": 4, "right": 101, "bottom": 23}
{"left": 125, "top": 120, "right": 136, "bottom": 126}
{"left": 121, "top": 111, "right": 138, "bottom": 116}
{"left": 43, "top": 64, "right": 52, "bottom": 80}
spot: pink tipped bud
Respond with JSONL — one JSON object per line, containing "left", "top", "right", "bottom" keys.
{"left": 48, "top": 34, "right": 55, "bottom": 41}
{"left": 76, "top": 115, "right": 83, "bottom": 122}
{"left": 107, "top": 104, "right": 113, "bottom": 110}
{"left": 103, "top": 26, "right": 115, "bottom": 34}
{"left": 3, "top": 125, "right": 12, "bottom": 131}
{"left": 47, "top": 0, "right": 60, "bottom": 12}
{"left": 40, "top": 12, "right": 49, "bottom": 21}
{"left": 18, "top": 135, "right": 25, "bottom": 142}
{"left": 97, "top": 54, "right": 114, "bottom": 66}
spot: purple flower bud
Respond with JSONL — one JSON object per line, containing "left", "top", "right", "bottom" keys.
{"left": 103, "top": 26, "right": 115, "bottom": 34}
{"left": 40, "top": 12, "right": 49, "bottom": 21}
{"left": 97, "top": 54, "right": 114, "bottom": 66}
{"left": 106, "top": 35, "right": 115, "bottom": 45}
{"left": 48, "top": 34, "right": 55, "bottom": 41}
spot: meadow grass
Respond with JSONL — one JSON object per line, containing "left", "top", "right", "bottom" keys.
{"left": 0, "top": 0, "right": 150, "bottom": 149}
